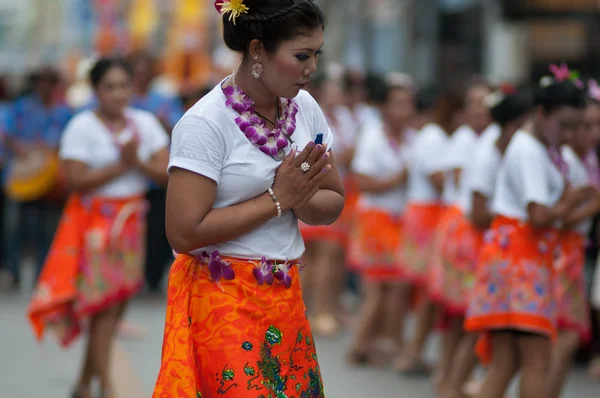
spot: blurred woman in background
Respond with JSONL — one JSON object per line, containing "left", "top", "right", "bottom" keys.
{"left": 28, "top": 57, "right": 169, "bottom": 398}
{"left": 347, "top": 73, "right": 415, "bottom": 364}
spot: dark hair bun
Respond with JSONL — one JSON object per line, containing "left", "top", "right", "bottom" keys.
{"left": 223, "top": 0, "right": 325, "bottom": 54}
{"left": 490, "top": 88, "right": 533, "bottom": 126}
{"left": 535, "top": 79, "right": 587, "bottom": 113}
{"left": 89, "top": 57, "right": 133, "bottom": 88}
{"left": 415, "top": 87, "right": 439, "bottom": 112}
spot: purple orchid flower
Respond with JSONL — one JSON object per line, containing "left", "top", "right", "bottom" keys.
{"left": 274, "top": 261, "right": 293, "bottom": 288}
{"left": 244, "top": 123, "right": 269, "bottom": 145}
{"left": 206, "top": 251, "right": 235, "bottom": 283}
{"left": 224, "top": 85, "right": 253, "bottom": 113}
{"left": 277, "top": 118, "right": 296, "bottom": 137}
{"left": 235, "top": 109, "right": 261, "bottom": 131}
{"left": 259, "top": 130, "right": 288, "bottom": 157}
{"left": 253, "top": 257, "right": 275, "bottom": 285}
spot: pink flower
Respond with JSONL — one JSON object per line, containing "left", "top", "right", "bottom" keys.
{"left": 549, "top": 63, "right": 571, "bottom": 81}
{"left": 589, "top": 79, "right": 600, "bottom": 102}
{"left": 252, "top": 257, "right": 275, "bottom": 285}
{"left": 259, "top": 130, "right": 288, "bottom": 157}
{"left": 201, "top": 250, "right": 235, "bottom": 283}
{"left": 224, "top": 85, "right": 253, "bottom": 113}
{"left": 274, "top": 261, "right": 293, "bottom": 288}
{"left": 244, "top": 123, "right": 269, "bottom": 145}
{"left": 235, "top": 109, "right": 261, "bottom": 131}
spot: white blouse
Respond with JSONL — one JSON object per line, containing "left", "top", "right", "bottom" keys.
{"left": 60, "top": 108, "right": 169, "bottom": 198}
{"left": 492, "top": 131, "right": 565, "bottom": 221}
{"left": 352, "top": 122, "right": 409, "bottom": 214}
{"left": 168, "top": 85, "right": 334, "bottom": 261}
{"left": 562, "top": 145, "right": 593, "bottom": 236}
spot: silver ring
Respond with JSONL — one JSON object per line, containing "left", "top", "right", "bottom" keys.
{"left": 300, "top": 162, "right": 311, "bottom": 173}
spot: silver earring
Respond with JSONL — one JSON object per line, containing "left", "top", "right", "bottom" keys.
{"left": 252, "top": 58, "right": 263, "bottom": 79}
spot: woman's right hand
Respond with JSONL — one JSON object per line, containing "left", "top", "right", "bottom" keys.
{"left": 272, "top": 142, "right": 331, "bottom": 211}
{"left": 120, "top": 139, "right": 139, "bottom": 168}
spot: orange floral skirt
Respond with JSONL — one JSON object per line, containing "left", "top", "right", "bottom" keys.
{"left": 465, "top": 216, "right": 558, "bottom": 364}
{"left": 152, "top": 253, "right": 325, "bottom": 398}
{"left": 554, "top": 231, "right": 591, "bottom": 342}
{"left": 300, "top": 177, "right": 358, "bottom": 247}
{"left": 398, "top": 202, "right": 446, "bottom": 287}
{"left": 429, "top": 206, "right": 483, "bottom": 316}
{"left": 347, "top": 208, "right": 404, "bottom": 282}
{"left": 28, "top": 194, "right": 146, "bottom": 347}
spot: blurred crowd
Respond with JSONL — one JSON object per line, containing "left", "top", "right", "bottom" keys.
{"left": 2, "top": 49, "right": 600, "bottom": 397}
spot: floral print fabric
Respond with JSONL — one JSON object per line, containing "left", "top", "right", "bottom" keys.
{"left": 347, "top": 208, "right": 404, "bottom": 282}
{"left": 429, "top": 206, "right": 483, "bottom": 316}
{"left": 398, "top": 202, "right": 446, "bottom": 286}
{"left": 465, "top": 216, "right": 559, "bottom": 364}
{"left": 152, "top": 254, "right": 325, "bottom": 398}
{"left": 554, "top": 231, "right": 591, "bottom": 342}
{"left": 28, "top": 194, "right": 146, "bottom": 347}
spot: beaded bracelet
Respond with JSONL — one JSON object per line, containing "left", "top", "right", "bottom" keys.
{"left": 267, "top": 187, "right": 282, "bottom": 218}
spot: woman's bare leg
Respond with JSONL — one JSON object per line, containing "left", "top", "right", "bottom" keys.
{"left": 516, "top": 333, "right": 551, "bottom": 398}
{"left": 397, "top": 298, "right": 438, "bottom": 374}
{"left": 440, "top": 333, "right": 478, "bottom": 398}
{"left": 313, "top": 240, "right": 345, "bottom": 336}
{"left": 476, "top": 332, "right": 519, "bottom": 398}
{"left": 381, "top": 283, "right": 413, "bottom": 352}
{"left": 547, "top": 330, "right": 580, "bottom": 398}
{"left": 435, "top": 316, "right": 465, "bottom": 391}
{"left": 88, "top": 305, "right": 121, "bottom": 397}
{"left": 348, "top": 281, "right": 384, "bottom": 364}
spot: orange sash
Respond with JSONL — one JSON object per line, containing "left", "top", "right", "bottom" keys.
{"left": 465, "top": 216, "right": 558, "bottom": 364}
{"left": 28, "top": 194, "right": 146, "bottom": 347}
{"left": 347, "top": 208, "right": 404, "bottom": 282}
{"left": 554, "top": 230, "right": 591, "bottom": 342}
{"left": 153, "top": 254, "right": 325, "bottom": 398}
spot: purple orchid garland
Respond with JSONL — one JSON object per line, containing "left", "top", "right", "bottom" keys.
{"left": 223, "top": 85, "right": 298, "bottom": 159}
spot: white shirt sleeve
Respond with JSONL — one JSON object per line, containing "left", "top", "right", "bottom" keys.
{"left": 469, "top": 148, "right": 497, "bottom": 199}
{"left": 168, "top": 114, "right": 230, "bottom": 184}
{"left": 351, "top": 137, "right": 379, "bottom": 177}
{"left": 422, "top": 130, "right": 448, "bottom": 174}
{"left": 138, "top": 113, "right": 169, "bottom": 162}
{"left": 309, "top": 93, "right": 334, "bottom": 150}
{"left": 517, "top": 144, "right": 555, "bottom": 207}
{"left": 59, "top": 115, "right": 92, "bottom": 163}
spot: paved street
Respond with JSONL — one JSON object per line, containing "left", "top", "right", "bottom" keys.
{"left": 1, "top": 279, "right": 599, "bottom": 397}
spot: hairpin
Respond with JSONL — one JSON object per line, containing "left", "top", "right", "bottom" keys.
{"left": 588, "top": 79, "right": 600, "bottom": 102}
{"left": 215, "top": 0, "right": 249, "bottom": 25}
{"left": 540, "top": 63, "right": 584, "bottom": 89}
{"left": 484, "top": 83, "right": 516, "bottom": 109}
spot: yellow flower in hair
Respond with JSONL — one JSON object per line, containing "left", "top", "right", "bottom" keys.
{"left": 215, "top": 0, "right": 249, "bottom": 25}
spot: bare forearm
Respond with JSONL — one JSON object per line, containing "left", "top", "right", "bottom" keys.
{"left": 356, "top": 174, "right": 405, "bottom": 194}
{"left": 138, "top": 161, "right": 168, "bottom": 187}
{"left": 66, "top": 162, "right": 128, "bottom": 193}
{"left": 293, "top": 189, "right": 345, "bottom": 226}
{"left": 168, "top": 192, "right": 278, "bottom": 253}
{"left": 563, "top": 200, "right": 600, "bottom": 228}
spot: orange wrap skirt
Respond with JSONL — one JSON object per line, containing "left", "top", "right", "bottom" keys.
{"left": 347, "top": 208, "right": 404, "bottom": 282}
{"left": 554, "top": 231, "right": 591, "bottom": 342}
{"left": 465, "top": 216, "right": 558, "bottom": 364}
{"left": 429, "top": 206, "right": 483, "bottom": 316}
{"left": 398, "top": 202, "right": 446, "bottom": 287}
{"left": 152, "top": 253, "right": 325, "bottom": 398}
{"left": 300, "top": 176, "right": 358, "bottom": 247}
{"left": 28, "top": 194, "right": 146, "bottom": 347}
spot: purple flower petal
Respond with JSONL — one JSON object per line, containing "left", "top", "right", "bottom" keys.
{"left": 221, "top": 263, "right": 236, "bottom": 280}
{"left": 199, "top": 251, "right": 211, "bottom": 263}
{"left": 253, "top": 267, "right": 265, "bottom": 285}
{"left": 208, "top": 260, "right": 222, "bottom": 282}
{"left": 244, "top": 124, "right": 269, "bottom": 145}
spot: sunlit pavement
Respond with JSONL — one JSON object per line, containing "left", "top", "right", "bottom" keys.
{"left": 1, "top": 277, "right": 599, "bottom": 397}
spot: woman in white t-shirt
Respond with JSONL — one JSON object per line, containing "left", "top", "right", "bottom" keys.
{"left": 152, "top": 1, "right": 344, "bottom": 397}
{"left": 396, "top": 91, "right": 461, "bottom": 374}
{"left": 346, "top": 74, "right": 415, "bottom": 364}
{"left": 299, "top": 73, "right": 357, "bottom": 337}
{"left": 28, "top": 58, "right": 170, "bottom": 398}
{"left": 440, "top": 88, "right": 531, "bottom": 398}
{"left": 465, "top": 71, "right": 590, "bottom": 398}
{"left": 548, "top": 86, "right": 600, "bottom": 396}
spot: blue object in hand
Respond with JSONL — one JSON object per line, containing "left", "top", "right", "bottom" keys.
{"left": 314, "top": 133, "right": 323, "bottom": 145}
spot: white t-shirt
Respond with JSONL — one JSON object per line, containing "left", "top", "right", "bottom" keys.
{"left": 168, "top": 85, "right": 333, "bottom": 261}
{"left": 406, "top": 123, "right": 448, "bottom": 203}
{"left": 59, "top": 109, "right": 169, "bottom": 198}
{"left": 352, "top": 122, "right": 408, "bottom": 214}
{"left": 492, "top": 131, "right": 565, "bottom": 221}
{"left": 441, "top": 125, "right": 480, "bottom": 204}
{"left": 562, "top": 145, "right": 593, "bottom": 236}
{"left": 328, "top": 106, "right": 357, "bottom": 178}
{"left": 458, "top": 135, "right": 502, "bottom": 217}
